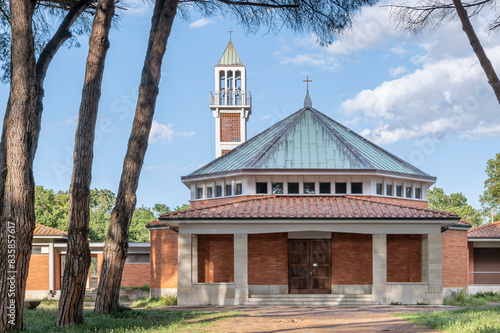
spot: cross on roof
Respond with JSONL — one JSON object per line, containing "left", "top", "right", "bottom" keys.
{"left": 303, "top": 76, "right": 312, "bottom": 92}
{"left": 228, "top": 28, "right": 234, "bottom": 42}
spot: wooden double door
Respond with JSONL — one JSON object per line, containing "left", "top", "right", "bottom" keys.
{"left": 288, "top": 239, "right": 331, "bottom": 294}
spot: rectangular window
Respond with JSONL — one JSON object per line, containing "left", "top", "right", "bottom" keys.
{"left": 235, "top": 183, "right": 242, "bottom": 195}
{"left": 125, "top": 254, "right": 150, "bottom": 264}
{"left": 304, "top": 182, "right": 315, "bottom": 194}
{"left": 206, "top": 187, "right": 213, "bottom": 198}
{"left": 32, "top": 246, "right": 48, "bottom": 254}
{"left": 386, "top": 184, "right": 393, "bottom": 196}
{"left": 196, "top": 187, "right": 203, "bottom": 199}
{"left": 288, "top": 182, "right": 299, "bottom": 194}
{"left": 335, "top": 182, "right": 347, "bottom": 194}
{"left": 415, "top": 188, "right": 422, "bottom": 199}
{"left": 319, "top": 182, "right": 331, "bottom": 194}
{"left": 272, "top": 182, "right": 283, "bottom": 194}
{"left": 396, "top": 185, "right": 402, "bottom": 197}
{"left": 351, "top": 182, "right": 363, "bottom": 194}
{"left": 225, "top": 184, "right": 232, "bottom": 196}
{"left": 256, "top": 182, "right": 268, "bottom": 194}
{"left": 376, "top": 183, "right": 383, "bottom": 195}
{"left": 215, "top": 185, "right": 222, "bottom": 197}
{"left": 406, "top": 187, "right": 412, "bottom": 198}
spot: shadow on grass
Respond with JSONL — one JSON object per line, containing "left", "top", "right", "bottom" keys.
{"left": 21, "top": 301, "right": 244, "bottom": 332}
{"left": 395, "top": 306, "right": 500, "bottom": 333}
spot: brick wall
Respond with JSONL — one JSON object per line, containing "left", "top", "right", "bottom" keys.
{"left": 150, "top": 228, "right": 178, "bottom": 289}
{"left": 362, "top": 196, "right": 428, "bottom": 209}
{"left": 442, "top": 229, "right": 468, "bottom": 288}
{"left": 332, "top": 233, "right": 372, "bottom": 285}
{"left": 248, "top": 233, "right": 288, "bottom": 285}
{"left": 468, "top": 243, "right": 474, "bottom": 285}
{"left": 122, "top": 263, "right": 152, "bottom": 287}
{"left": 387, "top": 234, "right": 422, "bottom": 282}
{"left": 198, "top": 235, "right": 234, "bottom": 283}
{"left": 26, "top": 254, "right": 49, "bottom": 290}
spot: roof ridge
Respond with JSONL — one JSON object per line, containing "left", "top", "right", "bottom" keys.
{"left": 314, "top": 110, "right": 430, "bottom": 177}
{"left": 309, "top": 108, "right": 372, "bottom": 168}
{"left": 346, "top": 195, "right": 459, "bottom": 216}
{"left": 244, "top": 109, "right": 306, "bottom": 168}
{"left": 469, "top": 221, "right": 500, "bottom": 231}
{"left": 188, "top": 110, "right": 303, "bottom": 176}
{"left": 35, "top": 223, "right": 67, "bottom": 235}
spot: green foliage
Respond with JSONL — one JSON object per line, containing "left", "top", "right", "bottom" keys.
{"left": 396, "top": 306, "right": 500, "bottom": 332}
{"left": 174, "top": 203, "right": 190, "bottom": 211}
{"left": 131, "top": 295, "right": 178, "bottom": 308}
{"left": 442, "top": 289, "right": 500, "bottom": 306}
{"left": 480, "top": 153, "right": 500, "bottom": 222}
{"left": 35, "top": 185, "right": 188, "bottom": 242}
{"left": 428, "top": 187, "right": 482, "bottom": 226}
{"left": 22, "top": 299, "right": 242, "bottom": 332}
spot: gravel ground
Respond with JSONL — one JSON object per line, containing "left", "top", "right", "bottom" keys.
{"left": 165, "top": 305, "right": 460, "bottom": 332}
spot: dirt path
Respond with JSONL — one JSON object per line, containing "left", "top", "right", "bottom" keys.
{"left": 171, "top": 306, "right": 457, "bottom": 332}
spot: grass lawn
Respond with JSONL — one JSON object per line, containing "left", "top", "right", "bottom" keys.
{"left": 21, "top": 300, "right": 242, "bottom": 332}
{"left": 396, "top": 306, "right": 500, "bottom": 333}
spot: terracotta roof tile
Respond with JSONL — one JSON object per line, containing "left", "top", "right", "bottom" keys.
{"left": 34, "top": 223, "right": 67, "bottom": 236}
{"left": 149, "top": 195, "right": 459, "bottom": 225}
{"left": 468, "top": 222, "right": 500, "bottom": 238}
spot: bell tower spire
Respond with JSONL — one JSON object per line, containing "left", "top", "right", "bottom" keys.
{"left": 210, "top": 38, "right": 251, "bottom": 158}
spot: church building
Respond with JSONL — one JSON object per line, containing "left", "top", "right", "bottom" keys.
{"left": 147, "top": 41, "right": 471, "bottom": 306}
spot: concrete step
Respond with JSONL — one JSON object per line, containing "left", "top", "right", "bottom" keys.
{"left": 244, "top": 294, "right": 375, "bottom": 306}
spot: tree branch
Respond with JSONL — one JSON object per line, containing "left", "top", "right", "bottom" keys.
{"left": 215, "top": 0, "right": 298, "bottom": 9}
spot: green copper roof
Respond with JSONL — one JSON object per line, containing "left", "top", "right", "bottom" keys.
{"left": 188, "top": 107, "right": 431, "bottom": 178}
{"left": 218, "top": 41, "right": 242, "bottom": 65}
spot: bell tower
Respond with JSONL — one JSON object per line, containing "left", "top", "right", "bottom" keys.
{"left": 210, "top": 40, "right": 251, "bottom": 158}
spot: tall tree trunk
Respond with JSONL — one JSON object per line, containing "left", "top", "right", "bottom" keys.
{"left": 0, "top": 0, "right": 37, "bottom": 331}
{"left": 56, "top": 0, "right": 114, "bottom": 326}
{"left": 94, "top": 0, "right": 179, "bottom": 314}
{"left": 452, "top": 0, "right": 500, "bottom": 105}
{"left": 0, "top": 1, "right": 92, "bottom": 330}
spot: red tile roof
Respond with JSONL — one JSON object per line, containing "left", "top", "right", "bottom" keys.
{"left": 34, "top": 223, "right": 67, "bottom": 236}
{"left": 468, "top": 222, "right": 500, "bottom": 238}
{"left": 148, "top": 195, "right": 459, "bottom": 225}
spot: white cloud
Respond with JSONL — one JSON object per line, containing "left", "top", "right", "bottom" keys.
{"left": 189, "top": 18, "right": 214, "bottom": 29}
{"left": 342, "top": 47, "right": 500, "bottom": 144}
{"left": 281, "top": 53, "right": 341, "bottom": 71}
{"left": 260, "top": 115, "right": 272, "bottom": 120}
{"left": 388, "top": 65, "right": 407, "bottom": 78}
{"left": 64, "top": 115, "right": 77, "bottom": 126}
{"left": 149, "top": 121, "right": 174, "bottom": 143}
{"left": 123, "top": 0, "right": 151, "bottom": 16}
{"left": 149, "top": 121, "right": 196, "bottom": 144}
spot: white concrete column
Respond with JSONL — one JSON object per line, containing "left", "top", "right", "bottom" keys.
{"left": 426, "top": 233, "right": 443, "bottom": 304}
{"left": 191, "top": 235, "right": 198, "bottom": 284}
{"left": 234, "top": 234, "right": 248, "bottom": 305}
{"left": 372, "top": 233, "right": 387, "bottom": 304}
{"left": 178, "top": 233, "right": 192, "bottom": 287}
{"left": 48, "top": 242, "right": 55, "bottom": 291}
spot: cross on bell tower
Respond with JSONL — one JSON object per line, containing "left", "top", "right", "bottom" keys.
{"left": 210, "top": 38, "right": 252, "bottom": 158}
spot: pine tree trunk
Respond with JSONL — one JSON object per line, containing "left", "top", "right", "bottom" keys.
{"left": 56, "top": 0, "right": 115, "bottom": 326}
{"left": 452, "top": 0, "right": 500, "bottom": 105}
{"left": 0, "top": 0, "right": 37, "bottom": 331}
{"left": 94, "top": 0, "right": 179, "bottom": 314}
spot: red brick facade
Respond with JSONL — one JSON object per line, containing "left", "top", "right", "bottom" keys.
{"left": 122, "top": 263, "right": 152, "bottom": 287}
{"left": 26, "top": 254, "right": 49, "bottom": 290}
{"left": 332, "top": 233, "right": 373, "bottom": 285}
{"left": 387, "top": 234, "right": 422, "bottom": 282}
{"left": 198, "top": 235, "right": 234, "bottom": 283}
{"left": 248, "top": 233, "right": 288, "bottom": 285}
{"left": 150, "top": 229, "right": 178, "bottom": 289}
{"left": 442, "top": 229, "right": 468, "bottom": 288}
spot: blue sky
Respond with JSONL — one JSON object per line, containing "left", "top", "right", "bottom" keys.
{"left": 0, "top": 0, "right": 499, "bottom": 212}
